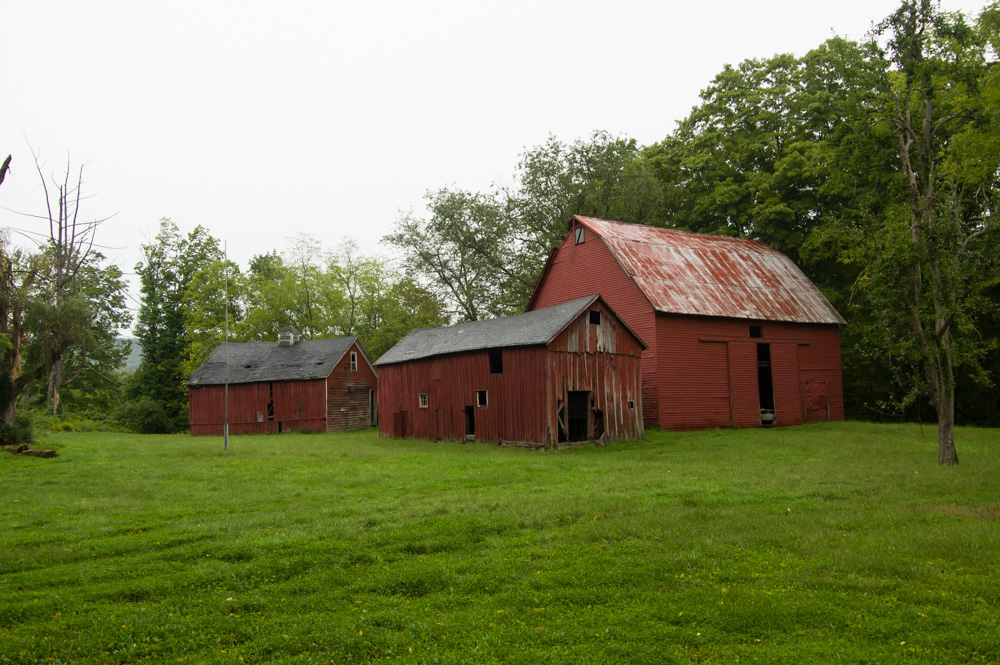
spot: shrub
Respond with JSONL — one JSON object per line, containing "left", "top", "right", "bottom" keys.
{"left": 0, "top": 412, "right": 34, "bottom": 445}
{"left": 112, "top": 398, "right": 177, "bottom": 434}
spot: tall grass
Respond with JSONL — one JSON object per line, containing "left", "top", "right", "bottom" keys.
{"left": 1, "top": 422, "right": 997, "bottom": 663}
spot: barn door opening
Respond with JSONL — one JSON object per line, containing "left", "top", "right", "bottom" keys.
{"left": 567, "top": 391, "right": 590, "bottom": 441}
{"left": 465, "top": 406, "right": 475, "bottom": 440}
{"left": 757, "top": 344, "right": 775, "bottom": 426}
{"left": 369, "top": 390, "right": 377, "bottom": 427}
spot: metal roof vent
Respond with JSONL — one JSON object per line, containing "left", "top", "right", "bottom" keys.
{"left": 277, "top": 325, "right": 301, "bottom": 347}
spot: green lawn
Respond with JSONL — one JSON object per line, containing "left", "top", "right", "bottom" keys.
{"left": 1, "top": 423, "right": 998, "bottom": 664}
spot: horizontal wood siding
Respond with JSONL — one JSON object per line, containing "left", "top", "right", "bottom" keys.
{"left": 529, "top": 220, "right": 658, "bottom": 426}
{"left": 378, "top": 301, "right": 644, "bottom": 446}
{"left": 771, "top": 343, "right": 804, "bottom": 427}
{"left": 655, "top": 315, "right": 843, "bottom": 429}
{"left": 327, "top": 342, "right": 378, "bottom": 432}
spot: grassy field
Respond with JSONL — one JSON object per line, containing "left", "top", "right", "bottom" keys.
{"left": 1, "top": 423, "right": 998, "bottom": 664}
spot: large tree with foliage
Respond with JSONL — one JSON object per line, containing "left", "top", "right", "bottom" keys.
{"left": 849, "top": 0, "right": 1000, "bottom": 464}
{"left": 131, "top": 219, "right": 223, "bottom": 432}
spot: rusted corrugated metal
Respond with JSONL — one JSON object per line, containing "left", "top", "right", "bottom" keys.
{"left": 527, "top": 217, "right": 845, "bottom": 431}
{"left": 377, "top": 298, "right": 644, "bottom": 446}
{"left": 573, "top": 217, "right": 845, "bottom": 325}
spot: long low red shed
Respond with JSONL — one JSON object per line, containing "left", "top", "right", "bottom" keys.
{"left": 375, "top": 295, "right": 646, "bottom": 447}
{"left": 187, "top": 327, "right": 377, "bottom": 435}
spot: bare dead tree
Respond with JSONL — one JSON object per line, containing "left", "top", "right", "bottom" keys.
{"left": 31, "top": 149, "right": 112, "bottom": 413}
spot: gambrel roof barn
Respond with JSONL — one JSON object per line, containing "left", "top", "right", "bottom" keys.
{"left": 527, "top": 216, "right": 845, "bottom": 429}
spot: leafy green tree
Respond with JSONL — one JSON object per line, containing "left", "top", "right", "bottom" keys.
{"left": 847, "top": 0, "right": 1000, "bottom": 463}
{"left": 132, "top": 219, "right": 222, "bottom": 432}
{"left": 181, "top": 259, "right": 242, "bottom": 380}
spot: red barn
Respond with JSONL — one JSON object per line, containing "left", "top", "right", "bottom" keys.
{"left": 187, "top": 327, "right": 377, "bottom": 435}
{"left": 375, "top": 295, "right": 646, "bottom": 447}
{"left": 527, "top": 216, "right": 845, "bottom": 430}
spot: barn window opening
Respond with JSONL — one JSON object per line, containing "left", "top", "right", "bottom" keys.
{"left": 476, "top": 389, "right": 488, "bottom": 407}
{"left": 628, "top": 399, "right": 635, "bottom": 409}
{"left": 589, "top": 310, "right": 601, "bottom": 325}
{"left": 575, "top": 226, "right": 585, "bottom": 244}
{"left": 418, "top": 393, "right": 428, "bottom": 408}
{"left": 749, "top": 325, "right": 763, "bottom": 338}
{"left": 488, "top": 348, "right": 503, "bottom": 374}
{"left": 350, "top": 352, "right": 358, "bottom": 372}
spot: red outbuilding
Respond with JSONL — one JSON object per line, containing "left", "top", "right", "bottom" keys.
{"left": 187, "top": 327, "right": 377, "bottom": 435}
{"left": 527, "top": 216, "right": 846, "bottom": 430}
{"left": 375, "top": 295, "right": 646, "bottom": 447}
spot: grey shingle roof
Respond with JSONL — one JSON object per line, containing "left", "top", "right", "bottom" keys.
{"left": 187, "top": 336, "right": 358, "bottom": 386}
{"left": 374, "top": 295, "right": 600, "bottom": 366}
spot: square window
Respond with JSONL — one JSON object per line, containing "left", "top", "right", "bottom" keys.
{"left": 575, "top": 226, "right": 585, "bottom": 244}
{"left": 476, "top": 389, "right": 488, "bottom": 407}
{"left": 749, "top": 326, "right": 763, "bottom": 339}
{"left": 350, "top": 351, "right": 358, "bottom": 371}
{"left": 589, "top": 310, "right": 601, "bottom": 325}
{"left": 418, "top": 393, "right": 428, "bottom": 408}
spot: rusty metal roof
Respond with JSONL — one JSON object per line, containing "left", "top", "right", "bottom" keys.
{"left": 576, "top": 216, "right": 845, "bottom": 325}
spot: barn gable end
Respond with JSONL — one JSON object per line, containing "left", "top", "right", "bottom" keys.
{"left": 376, "top": 295, "right": 644, "bottom": 447}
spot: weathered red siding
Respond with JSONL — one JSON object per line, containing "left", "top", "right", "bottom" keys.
{"left": 188, "top": 342, "right": 378, "bottom": 435}
{"left": 189, "top": 379, "right": 327, "bottom": 435}
{"left": 529, "top": 220, "right": 659, "bottom": 426}
{"left": 378, "top": 299, "right": 644, "bottom": 446}
{"left": 326, "top": 342, "right": 378, "bottom": 432}
{"left": 654, "top": 314, "right": 843, "bottom": 429}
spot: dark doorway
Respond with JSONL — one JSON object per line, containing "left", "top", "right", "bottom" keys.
{"left": 465, "top": 406, "right": 475, "bottom": 440}
{"left": 369, "top": 390, "right": 377, "bottom": 426}
{"left": 567, "top": 391, "right": 590, "bottom": 441}
{"left": 757, "top": 343, "right": 775, "bottom": 425}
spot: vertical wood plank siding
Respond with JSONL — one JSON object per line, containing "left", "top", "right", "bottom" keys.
{"left": 528, "top": 222, "right": 659, "bottom": 427}
{"left": 188, "top": 342, "right": 378, "bottom": 436}
{"left": 378, "top": 300, "right": 644, "bottom": 446}
{"left": 326, "top": 342, "right": 378, "bottom": 432}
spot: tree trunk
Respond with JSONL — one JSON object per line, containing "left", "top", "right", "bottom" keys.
{"left": 937, "top": 350, "right": 959, "bottom": 465}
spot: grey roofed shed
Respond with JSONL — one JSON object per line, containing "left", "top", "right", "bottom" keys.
{"left": 187, "top": 336, "right": 365, "bottom": 386}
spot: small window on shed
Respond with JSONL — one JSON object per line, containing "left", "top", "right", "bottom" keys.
{"left": 488, "top": 348, "right": 503, "bottom": 374}
{"left": 350, "top": 351, "right": 358, "bottom": 371}
{"left": 476, "top": 389, "right": 488, "bottom": 407}
{"left": 589, "top": 310, "right": 601, "bottom": 325}
{"left": 749, "top": 326, "right": 763, "bottom": 338}
{"left": 575, "top": 226, "right": 585, "bottom": 244}
{"left": 628, "top": 399, "right": 635, "bottom": 409}
{"left": 418, "top": 393, "right": 428, "bottom": 408}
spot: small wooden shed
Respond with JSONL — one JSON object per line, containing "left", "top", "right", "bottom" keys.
{"left": 187, "top": 327, "right": 377, "bottom": 435}
{"left": 375, "top": 295, "right": 646, "bottom": 447}
{"left": 528, "top": 216, "right": 846, "bottom": 430}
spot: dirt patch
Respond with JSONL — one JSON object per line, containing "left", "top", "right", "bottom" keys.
{"left": 2, "top": 444, "right": 60, "bottom": 458}
{"left": 933, "top": 505, "right": 1000, "bottom": 521}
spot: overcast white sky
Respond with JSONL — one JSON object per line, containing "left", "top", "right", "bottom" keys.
{"left": 1, "top": 0, "right": 989, "bottom": 329}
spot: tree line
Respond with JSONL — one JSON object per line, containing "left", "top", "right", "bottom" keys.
{"left": 386, "top": 1, "right": 1000, "bottom": 463}
{"left": 3, "top": 0, "right": 997, "bottom": 464}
